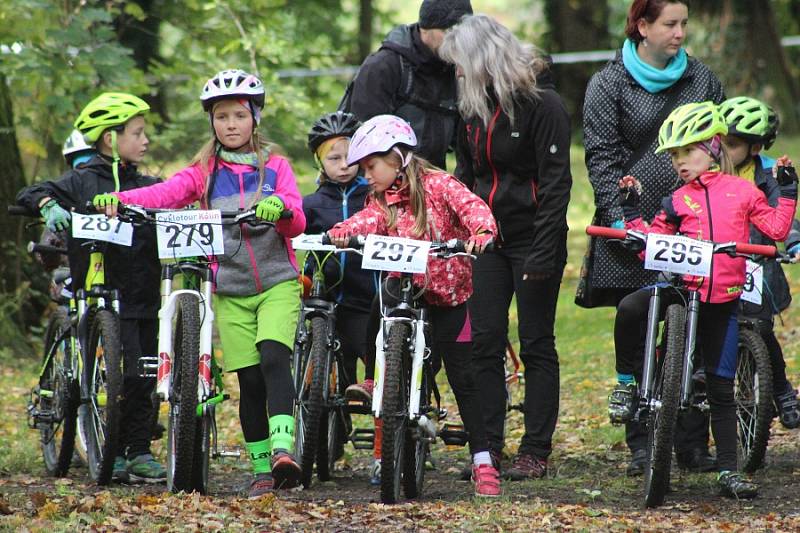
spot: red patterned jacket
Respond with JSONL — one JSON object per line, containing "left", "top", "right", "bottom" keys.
{"left": 332, "top": 171, "right": 497, "bottom": 307}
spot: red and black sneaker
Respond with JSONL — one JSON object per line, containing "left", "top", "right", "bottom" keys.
{"left": 271, "top": 449, "right": 301, "bottom": 489}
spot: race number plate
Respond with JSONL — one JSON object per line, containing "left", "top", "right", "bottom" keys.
{"left": 291, "top": 233, "right": 337, "bottom": 252}
{"left": 644, "top": 233, "right": 713, "bottom": 277}
{"left": 72, "top": 213, "right": 133, "bottom": 246}
{"left": 740, "top": 260, "right": 763, "bottom": 305}
{"left": 361, "top": 234, "right": 431, "bottom": 274}
{"left": 155, "top": 210, "right": 224, "bottom": 259}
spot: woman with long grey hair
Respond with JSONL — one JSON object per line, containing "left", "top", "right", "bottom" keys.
{"left": 440, "top": 14, "right": 572, "bottom": 481}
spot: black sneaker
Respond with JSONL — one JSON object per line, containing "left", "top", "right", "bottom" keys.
{"left": 774, "top": 387, "right": 800, "bottom": 429}
{"left": 626, "top": 448, "right": 647, "bottom": 477}
{"left": 608, "top": 383, "right": 638, "bottom": 424}
{"left": 718, "top": 471, "right": 758, "bottom": 499}
{"left": 676, "top": 448, "right": 717, "bottom": 473}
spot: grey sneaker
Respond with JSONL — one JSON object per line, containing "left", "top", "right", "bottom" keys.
{"left": 608, "top": 383, "right": 638, "bottom": 424}
{"left": 718, "top": 471, "right": 758, "bottom": 499}
{"left": 127, "top": 453, "right": 166, "bottom": 484}
{"left": 248, "top": 473, "right": 275, "bottom": 499}
{"left": 112, "top": 456, "right": 129, "bottom": 483}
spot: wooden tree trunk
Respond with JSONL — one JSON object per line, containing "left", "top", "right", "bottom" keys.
{"left": 358, "top": 0, "right": 373, "bottom": 63}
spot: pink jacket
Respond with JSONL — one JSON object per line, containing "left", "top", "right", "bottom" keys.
{"left": 627, "top": 170, "right": 796, "bottom": 303}
{"left": 332, "top": 171, "right": 497, "bottom": 307}
{"left": 115, "top": 155, "right": 306, "bottom": 296}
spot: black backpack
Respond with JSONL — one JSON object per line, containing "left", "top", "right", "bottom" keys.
{"left": 338, "top": 50, "right": 414, "bottom": 114}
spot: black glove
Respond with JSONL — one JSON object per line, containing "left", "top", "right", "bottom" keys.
{"left": 618, "top": 186, "right": 640, "bottom": 208}
{"left": 777, "top": 165, "right": 798, "bottom": 186}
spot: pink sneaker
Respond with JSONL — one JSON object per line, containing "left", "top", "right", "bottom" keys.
{"left": 472, "top": 464, "right": 501, "bottom": 497}
{"left": 345, "top": 379, "right": 374, "bottom": 402}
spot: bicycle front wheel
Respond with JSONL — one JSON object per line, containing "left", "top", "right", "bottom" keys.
{"left": 317, "top": 355, "right": 348, "bottom": 482}
{"left": 299, "top": 316, "right": 327, "bottom": 489}
{"left": 39, "top": 307, "right": 78, "bottom": 477}
{"left": 167, "top": 294, "right": 200, "bottom": 493}
{"left": 736, "top": 327, "right": 773, "bottom": 473}
{"left": 403, "top": 367, "right": 429, "bottom": 499}
{"left": 380, "top": 322, "right": 411, "bottom": 504}
{"left": 82, "top": 309, "right": 123, "bottom": 485}
{"left": 643, "top": 303, "right": 684, "bottom": 508}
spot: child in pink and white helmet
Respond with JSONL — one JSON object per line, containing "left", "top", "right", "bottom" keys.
{"left": 328, "top": 114, "right": 503, "bottom": 497}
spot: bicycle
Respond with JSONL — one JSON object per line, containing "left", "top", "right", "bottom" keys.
{"left": 11, "top": 204, "right": 126, "bottom": 485}
{"left": 118, "top": 203, "right": 290, "bottom": 494}
{"left": 290, "top": 234, "right": 372, "bottom": 489}
{"left": 587, "top": 225, "right": 784, "bottom": 507}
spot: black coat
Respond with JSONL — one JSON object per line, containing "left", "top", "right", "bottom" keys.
{"left": 16, "top": 155, "right": 161, "bottom": 319}
{"left": 583, "top": 51, "right": 724, "bottom": 291}
{"left": 302, "top": 177, "right": 375, "bottom": 311}
{"left": 454, "top": 72, "right": 572, "bottom": 276}
{"left": 349, "top": 24, "right": 458, "bottom": 169}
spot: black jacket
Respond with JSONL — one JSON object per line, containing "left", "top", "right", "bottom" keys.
{"left": 302, "top": 177, "right": 375, "bottom": 311}
{"left": 349, "top": 24, "right": 459, "bottom": 169}
{"left": 741, "top": 155, "right": 800, "bottom": 320}
{"left": 454, "top": 72, "right": 572, "bottom": 276}
{"left": 16, "top": 155, "right": 161, "bottom": 319}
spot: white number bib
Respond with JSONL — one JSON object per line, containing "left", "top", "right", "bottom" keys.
{"left": 72, "top": 213, "right": 133, "bottom": 246}
{"left": 361, "top": 235, "right": 431, "bottom": 274}
{"left": 155, "top": 210, "right": 224, "bottom": 259}
{"left": 740, "top": 260, "right": 763, "bottom": 305}
{"left": 291, "top": 234, "right": 337, "bottom": 252}
{"left": 644, "top": 233, "right": 713, "bottom": 277}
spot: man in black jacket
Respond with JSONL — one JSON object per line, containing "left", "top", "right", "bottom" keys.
{"left": 345, "top": 0, "right": 472, "bottom": 169}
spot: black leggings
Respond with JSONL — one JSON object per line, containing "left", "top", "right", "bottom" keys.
{"left": 615, "top": 288, "right": 739, "bottom": 470}
{"left": 236, "top": 340, "right": 295, "bottom": 443}
{"left": 365, "top": 278, "right": 489, "bottom": 456}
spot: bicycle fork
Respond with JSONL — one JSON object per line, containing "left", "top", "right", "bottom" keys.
{"left": 679, "top": 292, "right": 700, "bottom": 409}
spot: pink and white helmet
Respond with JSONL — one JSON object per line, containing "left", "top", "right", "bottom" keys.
{"left": 200, "top": 69, "right": 265, "bottom": 111}
{"left": 346, "top": 114, "right": 418, "bottom": 166}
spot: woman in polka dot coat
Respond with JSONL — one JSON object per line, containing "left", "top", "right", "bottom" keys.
{"left": 582, "top": 0, "right": 724, "bottom": 476}
{"left": 440, "top": 15, "right": 572, "bottom": 480}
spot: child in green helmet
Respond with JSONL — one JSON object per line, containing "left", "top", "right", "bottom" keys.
{"left": 610, "top": 101, "right": 798, "bottom": 500}
{"left": 15, "top": 92, "right": 166, "bottom": 484}
{"left": 720, "top": 96, "right": 800, "bottom": 430}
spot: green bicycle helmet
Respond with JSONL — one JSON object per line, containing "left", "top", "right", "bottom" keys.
{"left": 719, "top": 96, "right": 779, "bottom": 149}
{"left": 73, "top": 92, "right": 150, "bottom": 143}
{"left": 655, "top": 101, "right": 728, "bottom": 154}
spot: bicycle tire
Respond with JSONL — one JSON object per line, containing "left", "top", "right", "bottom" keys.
{"left": 380, "top": 322, "right": 411, "bottom": 504}
{"left": 316, "top": 357, "right": 340, "bottom": 482}
{"left": 82, "top": 309, "right": 123, "bottom": 485}
{"left": 403, "top": 367, "right": 429, "bottom": 499}
{"left": 167, "top": 294, "right": 200, "bottom": 493}
{"left": 40, "top": 307, "right": 78, "bottom": 477}
{"left": 292, "top": 321, "right": 311, "bottom": 487}
{"left": 736, "top": 327, "right": 773, "bottom": 473}
{"left": 643, "top": 303, "right": 684, "bottom": 508}
{"left": 191, "top": 411, "right": 212, "bottom": 494}
{"left": 299, "top": 316, "right": 327, "bottom": 489}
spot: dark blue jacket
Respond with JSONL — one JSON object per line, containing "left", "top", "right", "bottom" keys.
{"left": 302, "top": 177, "right": 375, "bottom": 311}
{"left": 741, "top": 155, "right": 800, "bottom": 320}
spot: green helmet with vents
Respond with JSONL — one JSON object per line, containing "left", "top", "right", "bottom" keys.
{"left": 73, "top": 92, "right": 150, "bottom": 143}
{"left": 719, "top": 96, "right": 779, "bottom": 149}
{"left": 655, "top": 101, "right": 729, "bottom": 154}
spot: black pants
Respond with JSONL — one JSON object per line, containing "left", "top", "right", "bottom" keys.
{"left": 336, "top": 306, "right": 370, "bottom": 388}
{"left": 616, "top": 288, "right": 739, "bottom": 470}
{"left": 364, "top": 278, "right": 489, "bottom": 455}
{"left": 755, "top": 319, "right": 792, "bottom": 396}
{"left": 119, "top": 318, "right": 158, "bottom": 459}
{"left": 470, "top": 244, "right": 565, "bottom": 459}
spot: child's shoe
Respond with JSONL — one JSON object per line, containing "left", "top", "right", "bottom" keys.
{"left": 271, "top": 449, "right": 301, "bottom": 489}
{"left": 718, "top": 471, "right": 758, "bottom": 499}
{"left": 112, "top": 456, "right": 129, "bottom": 483}
{"left": 127, "top": 453, "right": 166, "bottom": 484}
{"left": 608, "top": 382, "right": 638, "bottom": 424}
{"left": 248, "top": 472, "right": 274, "bottom": 499}
{"left": 472, "top": 464, "right": 501, "bottom": 497}
{"left": 774, "top": 386, "right": 800, "bottom": 429}
{"left": 345, "top": 379, "right": 374, "bottom": 403}
{"left": 369, "top": 459, "right": 381, "bottom": 486}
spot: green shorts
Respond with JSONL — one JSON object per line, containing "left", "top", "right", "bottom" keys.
{"left": 214, "top": 280, "right": 301, "bottom": 372}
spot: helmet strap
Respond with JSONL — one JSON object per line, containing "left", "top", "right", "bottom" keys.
{"left": 392, "top": 146, "right": 412, "bottom": 168}
{"left": 111, "top": 130, "right": 121, "bottom": 192}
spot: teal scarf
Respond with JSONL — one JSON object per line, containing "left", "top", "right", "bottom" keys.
{"left": 218, "top": 146, "right": 271, "bottom": 167}
{"left": 621, "top": 38, "right": 688, "bottom": 94}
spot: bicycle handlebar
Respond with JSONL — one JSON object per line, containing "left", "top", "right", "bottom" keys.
{"left": 586, "top": 225, "right": 627, "bottom": 239}
{"left": 8, "top": 205, "right": 36, "bottom": 217}
{"left": 320, "top": 234, "right": 494, "bottom": 255}
{"left": 27, "top": 241, "right": 67, "bottom": 255}
{"left": 101, "top": 202, "right": 292, "bottom": 224}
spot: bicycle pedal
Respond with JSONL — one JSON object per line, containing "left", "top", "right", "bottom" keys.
{"left": 215, "top": 449, "right": 241, "bottom": 459}
{"left": 350, "top": 428, "right": 375, "bottom": 450}
{"left": 346, "top": 399, "right": 372, "bottom": 415}
{"left": 138, "top": 356, "right": 158, "bottom": 378}
{"left": 439, "top": 423, "right": 468, "bottom": 447}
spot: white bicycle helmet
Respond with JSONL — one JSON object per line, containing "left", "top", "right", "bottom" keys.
{"left": 62, "top": 129, "right": 93, "bottom": 157}
{"left": 200, "top": 69, "right": 265, "bottom": 111}
{"left": 346, "top": 115, "right": 418, "bottom": 166}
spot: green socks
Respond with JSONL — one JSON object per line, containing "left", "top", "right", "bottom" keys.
{"left": 269, "top": 414, "right": 295, "bottom": 452}
{"left": 246, "top": 438, "right": 271, "bottom": 474}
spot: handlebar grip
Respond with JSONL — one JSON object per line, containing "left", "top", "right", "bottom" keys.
{"left": 586, "top": 225, "right": 627, "bottom": 239}
{"left": 8, "top": 205, "right": 34, "bottom": 216}
{"left": 735, "top": 242, "right": 777, "bottom": 258}
{"left": 27, "top": 242, "right": 68, "bottom": 255}
{"left": 280, "top": 209, "right": 293, "bottom": 220}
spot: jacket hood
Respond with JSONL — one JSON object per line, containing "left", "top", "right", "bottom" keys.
{"left": 381, "top": 24, "right": 450, "bottom": 74}
{"left": 80, "top": 154, "right": 142, "bottom": 182}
